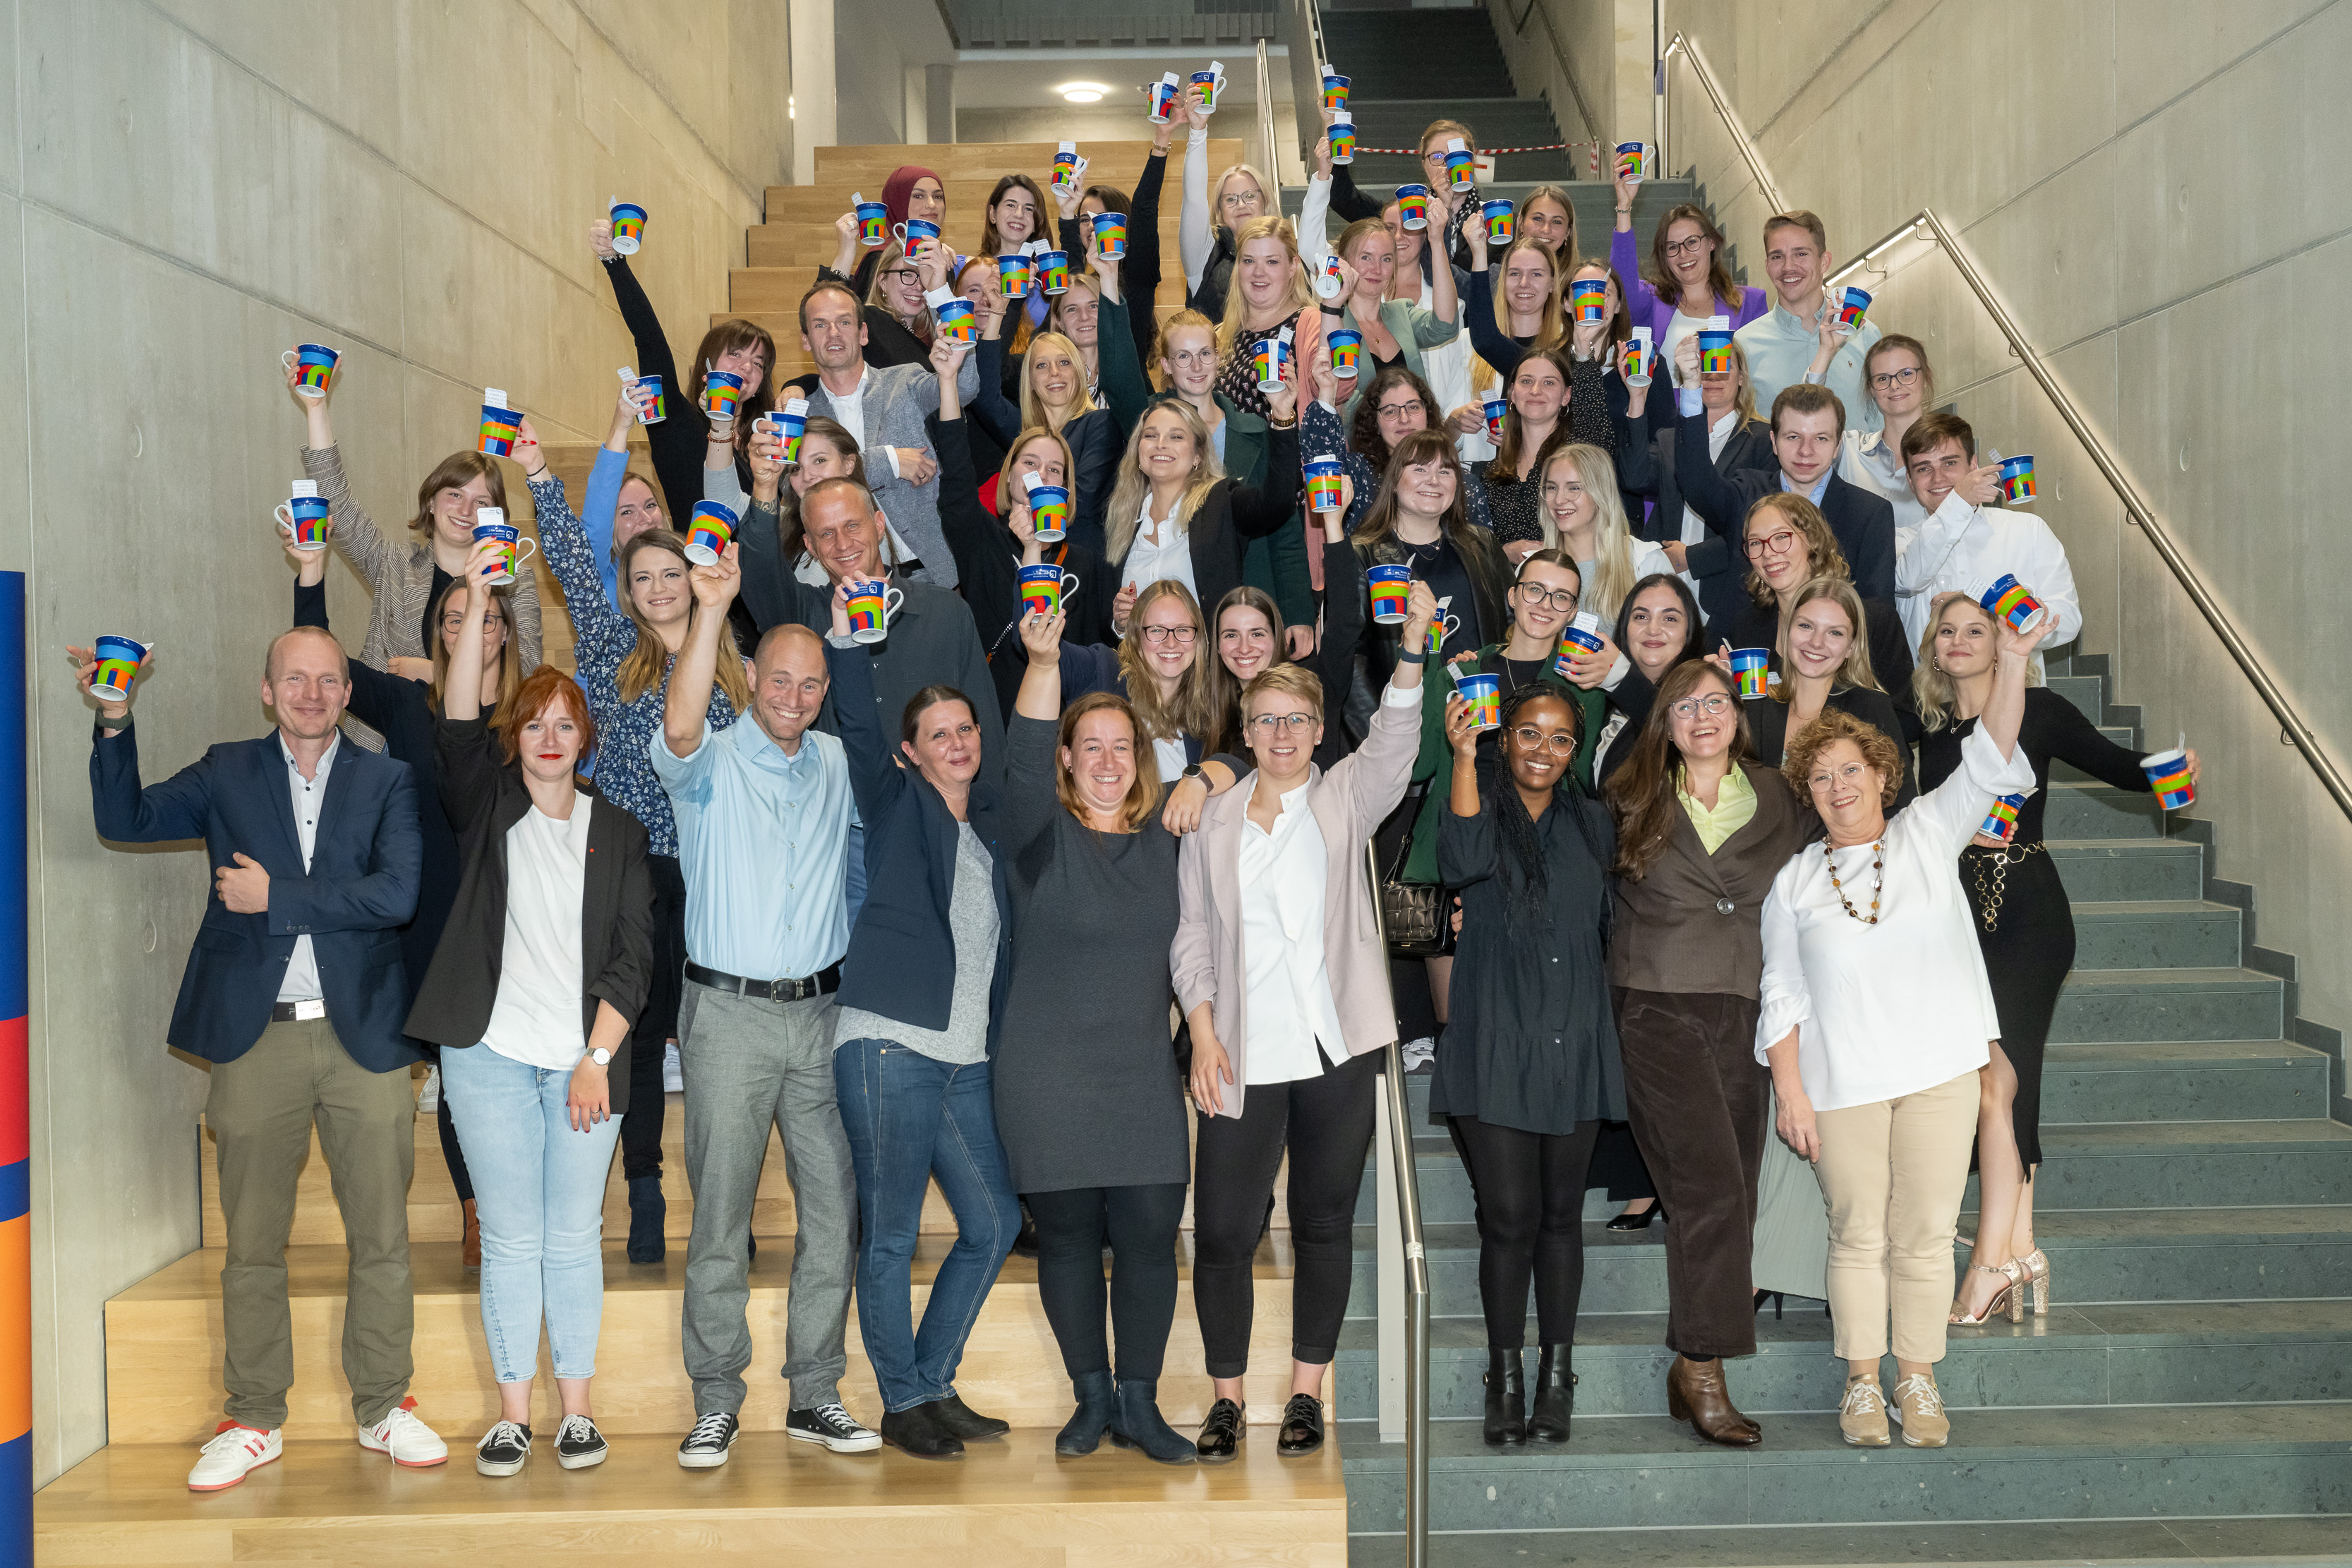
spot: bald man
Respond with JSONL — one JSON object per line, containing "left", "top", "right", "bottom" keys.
{"left": 81, "top": 622, "right": 438, "bottom": 1490}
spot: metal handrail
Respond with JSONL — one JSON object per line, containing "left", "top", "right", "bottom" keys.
{"left": 1365, "top": 842, "right": 1430, "bottom": 1568}
{"left": 1657, "top": 32, "right": 2352, "bottom": 824}
{"left": 1255, "top": 41, "right": 1283, "bottom": 189}
{"left": 1284, "top": 0, "right": 1329, "bottom": 176}
{"left": 1507, "top": 0, "right": 1600, "bottom": 142}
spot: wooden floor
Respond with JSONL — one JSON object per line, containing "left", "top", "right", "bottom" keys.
{"left": 35, "top": 1430, "right": 1349, "bottom": 1566}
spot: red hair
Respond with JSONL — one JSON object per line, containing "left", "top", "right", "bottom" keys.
{"left": 497, "top": 665, "right": 598, "bottom": 766}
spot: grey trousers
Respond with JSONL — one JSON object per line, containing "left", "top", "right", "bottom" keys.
{"left": 678, "top": 979, "right": 857, "bottom": 1416}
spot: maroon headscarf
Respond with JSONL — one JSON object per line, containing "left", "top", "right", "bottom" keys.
{"left": 881, "top": 165, "right": 942, "bottom": 233}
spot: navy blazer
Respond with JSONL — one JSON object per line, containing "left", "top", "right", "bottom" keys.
{"left": 1610, "top": 407, "right": 1777, "bottom": 565}
{"left": 91, "top": 723, "right": 423, "bottom": 1071}
{"left": 1671, "top": 409, "right": 1898, "bottom": 619}
{"left": 824, "top": 637, "right": 1015, "bottom": 1056}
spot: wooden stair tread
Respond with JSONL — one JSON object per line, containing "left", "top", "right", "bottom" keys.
{"left": 804, "top": 139, "right": 1243, "bottom": 190}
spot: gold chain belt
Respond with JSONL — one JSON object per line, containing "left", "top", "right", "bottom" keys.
{"left": 1964, "top": 840, "right": 2046, "bottom": 934}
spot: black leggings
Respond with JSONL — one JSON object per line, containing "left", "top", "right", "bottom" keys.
{"left": 1447, "top": 1114, "right": 1600, "bottom": 1348}
{"left": 1026, "top": 1183, "right": 1188, "bottom": 1381}
{"left": 433, "top": 1088, "right": 473, "bottom": 1203}
{"left": 620, "top": 852, "right": 687, "bottom": 1181}
{"left": 1192, "top": 1048, "right": 1379, "bottom": 1378}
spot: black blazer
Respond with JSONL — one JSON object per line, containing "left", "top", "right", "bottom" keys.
{"left": 1717, "top": 593, "right": 1917, "bottom": 722}
{"left": 1672, "top": 409, "right": 1897, "bottom": 614}
{"left": 1744, "top": 685, "right": 1918, "bottom": 812}
{"left": 403, "top": 717, "right": 656, "bottom": 1111}
{"left": 1111, "top": 422, "right": 1301, "bottom": 630}
{"left": 1611, "top": 407, "right": 1775, "bottom": 561}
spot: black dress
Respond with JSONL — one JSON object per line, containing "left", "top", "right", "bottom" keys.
{"left": 1745, "top": 683, "right": 1919, "bottom": 812}
{"left": 1918, "top": 687, "right": 2155, "bottom": 1167}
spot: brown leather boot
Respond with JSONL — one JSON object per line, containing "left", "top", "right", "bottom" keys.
{"left": 462, "top": 1199, "right": 481, "bottom": 1270}
{"left": 1665, "top": 1355, "right": 1760, "bottom": 1447}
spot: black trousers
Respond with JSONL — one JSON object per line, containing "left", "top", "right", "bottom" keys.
{"left": 621, "top": 852, "right": 687, "bottom": 1181}
{"left": 1026, "top": 1182, "right": 1188, "bottom": 1381}
{"left": 1192, "top": 1047, "right": 1379, "bottom": 1377}
{"left": 433, "top": 1085, "right": 473, "bottom": 1203}
{"left": 1447, "top": 1114, "right": 1600, "bottom": 1348}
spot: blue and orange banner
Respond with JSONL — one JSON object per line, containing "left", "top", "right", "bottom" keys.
{"left": 0, "top": 572, "right": 30, "bottom": 1564}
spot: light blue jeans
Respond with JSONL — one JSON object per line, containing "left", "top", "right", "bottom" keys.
{"left": 442, "top": 1043, "right": 622, "bottom": 1383}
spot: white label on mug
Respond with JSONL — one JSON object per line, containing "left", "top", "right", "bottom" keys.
{"left": 291, "top": 480, "right": 319, "bottom": 498}
{"left": 485, "top": 387, "right": 508, "bottom": 409}
{"left": 476, "top": 506, "right": 505, "bottom": 529}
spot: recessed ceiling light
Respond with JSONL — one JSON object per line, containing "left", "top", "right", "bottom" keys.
{"left": 1059, "top": 83, "right": 1106, "bottom": 103}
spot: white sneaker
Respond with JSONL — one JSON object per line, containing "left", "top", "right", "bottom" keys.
{"left": 358, "top": 1397, "right": 449, "bottom": 1467}
{"left": 663, "top": 1039, "right": 685, "bottom": 1094}
{"left": 417, "top": 1066, "right": 440, "bottom": 1113}
{"left": 188, "top": 1421, "right": 281, "bottom": 1491}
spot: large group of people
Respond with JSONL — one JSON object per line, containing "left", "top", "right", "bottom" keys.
{"left": 84, "top": 78, "right": 2207, "bottom": 1497}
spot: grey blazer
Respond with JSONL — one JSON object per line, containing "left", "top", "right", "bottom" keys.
{"left": 805, "top": 357, "right": 980, "bottom": 590}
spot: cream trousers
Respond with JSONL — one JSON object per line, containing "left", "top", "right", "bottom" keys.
{"left": 1811, "top": 1069, "right": 1981, "bottom": 1364}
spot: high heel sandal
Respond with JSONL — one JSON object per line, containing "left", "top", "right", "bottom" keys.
{"left": 1948, "top": 1258, "right": 2025, "bottom": 1325}
{"left": 2017, "top": 1248, "right": 2053, "bottom": 1315}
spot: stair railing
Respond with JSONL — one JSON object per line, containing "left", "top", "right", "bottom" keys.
{"left": 1366, "top": 842, "right": 1431, "bottom": 1568}
{"left": 1657, "top": 31, "right": 2352, "bottom": 825}
{"left": 1255, "top": 42, "right": 1285, "bottom": 189}
{"left": 1284, "top": 0, "right": 1329, "bottom": 170}
{"left": 1506, "top": 0, "right": 1602, "bottom": 143}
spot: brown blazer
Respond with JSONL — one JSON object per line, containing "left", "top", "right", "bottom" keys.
{"left": 1171, "top": 682, "right": 1422, "bottom": 1117}
{"left": 1608, "top": 760, "right": 1805, "bottom": 999}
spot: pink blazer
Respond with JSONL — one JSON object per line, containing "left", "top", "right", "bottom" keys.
{"left": 1171, "top": 688, "right": 1421, "bottom": 1117}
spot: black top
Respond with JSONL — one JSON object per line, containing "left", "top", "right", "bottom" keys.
{"left": 601, "top": 255, "right": 755, "bottom": 531}
{"left": 1060, "top": 146, "right": 1169, "bottom": 368}
{"left": 1431, "top": 787, "right": 1624, "bottom": 1133}
{"left": 402, "top": 717, "right": 656, "bottom": 1111}
{"left": 423, "top": 564, "right": 454, "bottom": 661}
{"left": 1351, "top": 524, "right": 1511, "bottom": 686}
{"left": 1110, "top": 423, "right": 1303, "bottom": 632}
{"left": 814, "top": 263, "right": 929, "bottom": 370}
{"left": 1470, "top": 459, "right": 1543, "bottom": 548}
{"left": 1672, "top": 409, "right": 1898, "bottom": 607}
{"left": 1744, "top": 684, "right": 1919, "bottom": 813}
{"left": 1610, "top": 408, "right": 1778, "bottom": 619}
{"left": 1919, "top": 686, "right": 2152, "bottom": 844}
{"left": 1213, "top": 308, "right": 1308, "bottom": 421}
{"left": 1715, "top": 593, "right": 1917, "bottom": 723}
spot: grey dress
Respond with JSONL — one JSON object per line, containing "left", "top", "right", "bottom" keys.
{"left": 989, "top": 714, "right": 1188, "bottom": 1194}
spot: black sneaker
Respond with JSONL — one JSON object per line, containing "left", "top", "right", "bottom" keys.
{"left": 555, "top": 1413, "right": 609, "bottom": 1470}
{"left": 787, "top": 1403, "right": 881, "bottom": 1454}
{"left": 474, "top": 1420, "right": 531, "bottom": 1477}
{"left": 677, "top": 1410, "right": 739, "bottom": 1469}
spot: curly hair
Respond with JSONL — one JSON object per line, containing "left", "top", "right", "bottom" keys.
{"left": 1781, "top": 706, "right": 1904, "bottom": 811}
{"left": 1347, "top": 366, "right": 1443, "bottom": 471}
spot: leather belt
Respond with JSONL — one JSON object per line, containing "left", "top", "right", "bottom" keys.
{"left": 685, "top": 960, "right": 843, "bottom": 1003}
{"left": 271, "top": 999, "right": 328, "bottom": 1023}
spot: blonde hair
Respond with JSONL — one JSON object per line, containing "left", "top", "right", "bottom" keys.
{"left": 997, "top": 427, "right": 1075, "bottom": 514}
{"left": 1215, "top": 216, "right": 1313, "bottom": 355}
{"left": 1520, "top": 184, "right": 1579, "bottom": 267}
{"left": 1538, "top": 442, "right": 1643, "bottom": 625}
{"left": 1148, "top": 308, "right": 1218, "bottom": 394}
{"left": 1115, "top": 580, "right": 1220, "bottom": 744}
{"left": 615, "top": 530, "right": 753, "bottom": 712}
{"left": 1488, "top": 237, "right": 1565, "bottom": 353}
{"left": 861, "top": 240, "right": 929, "bottom": 338}
{"left": 1105, "top": 399, "right": 1224, "bottom": 564}
{"left": 1775, "top": 576, "right": 1881, "bottom": 695}
{"left": 1743, "top": 492, "right": 1845, "bottom": 609}
{"left": 1912, "top": 592, "right": 2039, "bottom": 732}
{"left": 1242, "top": 661, "right": 1325, "bottom": 724}
{"left": 1418, "top": 119, "right": 1476, "bottom": 159}
{"left": 1205, "top": 162, "right": 1274, "bottom": 253}
{"left": 1018, "top": 330, "right": 1097, "bottom": 430}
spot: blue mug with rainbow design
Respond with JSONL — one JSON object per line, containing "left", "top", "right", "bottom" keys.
{"left": 1020, "top": 565, "right": 1079, "bottom": 617}
{"left": 478, "top": 391, "right": 521, "bottom": 457}
{"left": 1980, "top": 792, "right": 2027, "bottom": 843}
{"left": 2142, "top": 747, "right": 2195, "bottom": 810}
{"left": 1979, "top": 574, "right": 2046, "bottom": 633}
{"left": 282, "top": 343, "right": 339, "bottom": 399}
{"left": 685, "top": 500, "right": 737, "bottom": 566}
{"left": 609, "top": 200, "right": 648, "bottom": 255}
{"left": 1023, "top": 476, "right": 1071, "bottom": 543}
{"left": 90, "top": 636, "right": 152, "bottom": 702}
{"left": 1367, "top": 565, "right": 1413, "bottom": 624}
{"left": 1455, "top": 670, "right": 1501, "bottom": 730}
{"left": 1999, "top": 454, "right": 2038, "bottom": 505}
{"left": 1730, "top": 646, "right": 1771, "bottom": 699}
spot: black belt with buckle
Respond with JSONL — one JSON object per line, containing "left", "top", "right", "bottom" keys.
{"left": 271, "top": 999, "right": 328, "bottom": 1023}
{"left": 685, "top": 960, "right": 843, "bottom": 1003}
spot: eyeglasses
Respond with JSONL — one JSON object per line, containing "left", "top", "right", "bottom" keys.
{"left": 1166, "top": 349, "right": 1217, "bottom": 370}
{"left": 1869, "top": 366, "right": 1920, "bottom": 390}
{"left": 1668, "top": 694, "right": 1733, "bottom": 720}
{"left": 1219, "top": 191, "right": 1261, "bottom": 209}
{"left": 1250, "top": 712, "right": 1317, "bottom": 736}
{"left": 1744, "top": 529, "right": 1800, "bottom": 557}
{"left": 1377, "top": 399, "right": 1426, "bottom": 420}
{"left": 1663, "top": 236, "right": 1709, "bottom": 258}
{"left": 1138, "top": 625, "right": 1198, "bottom": 644}
{"left": 1514, "top": 583, "right": 1579, "bottom": 610}
{"left": 1511, "top": 726, "right": 1578, "bottom": 755}
{"left": 879, "top": 268, "right": 917, "bottom": 286}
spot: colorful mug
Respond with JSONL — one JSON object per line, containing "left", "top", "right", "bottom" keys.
{"left": 2142, "top": 747, "right": 2195, "bottom": 810}
{"left": 896, "top": 218, "right": 941, "bottom": 254}
{"left": 1019, "top": 564, "right": 1079, "bottom": 617}
{"left": 703, "top": 370, "right": 744, "bottom": 424}
{"left": 1980, "top": 792, "right": 2027, "bottom": 843}
{"left": 1192, "top": 68, "right": 1222, "bottom": 114}
{"left": 1999, "top": 454, "right": 2039, "bottom": 505}
{"left": 685, "top": 500, "right": 737, "bottom": 566}
{"left": 1835, "top": 285, "right": 1872, "bottom": 330}
{"left": 1979, "top": 573, "right": 2046, "bottom": 633}
{"left": 1150, "top": 73, "right": 1181, "bottom": 123}
{"left": 1697, "top": 327, "right": 1735, "bottom": 377}
{"left": 471, "top": 512, "right": 539, "bottom": 587}
{"left": 1622, "top": 327, "right": 1654, "bottom": 387}
{"left": 1442, "top": 139, "right": 1473, "bottom": 193}
{"left": 1482, "top": 396, "right": 1508, "bottom": 445}
{"left": 275, "top": 481, "right": 330, "bottom": 551}
{"left": 1554, "top": 612, "right": 1605, "bottom": 677}
{"left": 934, "top": 296, "right": 976, "bottom": 346}
{"left": 998, "top": 252, "right": 1035, "bottom": 298}
{"left": 1427, "top": 613, "right": 1460, "bottom": 658}
{"left": 855, "top": 198, "right": 888, "bottom": 248}
{"left": 1253, "top": 333, "right": 1291, "bottom": 390}
{"left": 1396, "top": 184, "right": 1430, "bottom": 231}
{"left": 1023, "top": 476, "right": 1071, "bottom": 543}
{"left": 1305, "top": 454, "right": 1346, "bottom": 515}
{"left": 609, "top": 200, "right": 648, "bottom": 255}
{"left": 1730, "top": 646, "right": 1772, "bottom": 699}
{"left": 1036, "top": 249, "right": 1071, "bottom": 294}
{"left": 1329, "top": 113, "right": 1356, "bottom": 165}
{"left": 1482, "top": 199, "right": 1515, "bottom": 246}
{"left": 1315, "top": 253, "right": 1346, "bottom": 301}
{"left": 1327, "top": 328, "right": 1363, "bottom": 380}
{"left": 282, "top": 343, "right": 339, "bottom": 399}
{"left": 1615, "top": 142, "right": 1648, "bottom": 183}
{"left": 764, "top": 399, "right": 809, "bottom": 465}
{"left": 844, "top": 579, "right": 905, "bottom": 644}
{"left": 1367, "top": 565, "right": 1413, "bottom": 624}
{"left": 1569, "top": 278, "right": 1607, "bottom": 323}
{"left": 1456, "top": 670, "right": 1501, "bottom": 730}
{"left": 621, "top": 368, "right": 667, "bottom": 425}
{"left": 1053, "top": 143, "right": 1081, "bottom": 191}
{"left": 1321, "top": 69, "right": 1350, "bottom": 111}
{"left": 1093, "top": 212, "right": 1128, "bottom": 260}
{"left": 478, "top": 392, "right": 521, "bottom": 457}
{"left": 90, "top": 636, "right": 152, "bottom": 702}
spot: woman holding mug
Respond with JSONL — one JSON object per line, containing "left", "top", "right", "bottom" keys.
{"left": 1179, "top": 77, "right": 1273, "bottom": 322}
{"left": 1303, "top": 363, "right": 1494, "bottom": 536}
{"left": 406, "top": 541, "right": 656, "bottom": 1478}
{"left": 1210, "top": 216, "right": 1316, "bottom": 423}
{"left": 1174, "top": 581, "right": 1436, "bottom": 1462}
{"left": 1351, "top": 429, "right": 1512, "bottom": 674}
{"left": 977, "top": 174, "right": 1051, "bottom": 342}
{"left": 1312, "top": 223, "right": 1460, "bottom": 427}
{"left": 1102, "top": 394, "right": 1301, "bottom": 644}
{"left": 1718, "top": 494, "right": 1914, "bottom": 710}
{"left": 1608, "top": 178, "right": 1765, "bottom": 397}
{"left": 840, "top": 164, "right": 947, "bottom": 296}
{"left": 1744, "top": 576, "right": 1914, "bottom": 809}
{"left": 1466, "top": 349, "right": 1574, "bottom": 545}
{"left": 971, "top": 321, "right": 1115, "bottom": 548}
{"left": 1521, "top": 442, "right": 1674, "bottom": 614}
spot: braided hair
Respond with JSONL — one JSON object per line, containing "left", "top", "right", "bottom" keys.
{"left": 1474, "top": 683, "right": 1609, "bottom": 948}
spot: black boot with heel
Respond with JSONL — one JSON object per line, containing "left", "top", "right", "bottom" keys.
{"left": 1529, "top": 1343, "right": 1574, "bottom": 1444}
{"left": 1482, "top": 1349, "right": 1527, "bottom": 1447}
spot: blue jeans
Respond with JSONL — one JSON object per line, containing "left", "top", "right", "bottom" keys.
{"left": 833, "top": 1038, "right": 1021, "bottom": 1413}
{"left": 442, "top": 1043, "right": 622, "bottom": 1383}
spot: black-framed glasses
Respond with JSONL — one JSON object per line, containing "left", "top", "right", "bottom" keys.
{"left": 1870, "top": 366, "right": 1921, "bottom": 390}
{"left": 1510, "top": 726, "right": 1577, "bottom": 755}
{"left": 1664, "top": 236, "right": 1708, "bottom": 258}
{"left": 1514, "top": 583, "right": 1578, "bottom": 610}
{"left": 1668, "top": 694, "right": 1732, "bottom": 720}
{"left": 1138, "top": 625, "right": 1198, "bottom": 644}
{"left": 1377, "top": 399, "right": 1426, "bottom": 420}
{"left": 879, "top": 267, "right": 918, "bottom": 286}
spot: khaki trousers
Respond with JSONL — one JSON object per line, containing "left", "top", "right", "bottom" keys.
{"left": 205, "top": 1018, "right": 417, "bottom": 1429}
{"left": 1811, "top": 1070, "right": 1979, "bottom": 1365}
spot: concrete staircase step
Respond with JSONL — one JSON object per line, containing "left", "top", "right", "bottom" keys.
{"left": 2042, "top": 780, "right": 2166, "bottom": 839}
{"left": 2042, "top": 1037, "right": 2334, "bottom": 1121}
{"left": 2070, "top": 899, "right": 2241, "bottom": 968}
{"left": 2047, "top": 839, "right": 2203, "bottom": 901}
{"left": 2051, "top": 965, "right": 2284, "bottom": 1043}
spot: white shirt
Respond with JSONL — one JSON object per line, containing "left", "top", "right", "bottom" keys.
{"left": 1121, "top": 500, "right": 1199, "bottom": 601}
{"left": 1237, "top": 779, "right": 1351, "bottom": 1085}
{"left": 1680, "top": 407, "right": 1742, "bottom": 548}
{"left": 1839, "top": 429, "right": 1924, "bottom": 532}
{"left": 1660, "top": 306, "right": 1709, "bottom": 391}
{"left": 1895, "top": 490, "right": 2082, "bottom": 669}
{"left": 1153, "top": 735, "right": 1190, "bottom": 785}
{"left": 275, "top": 732, "right": 341, "bottom": 1003}
{"left": 481, "top": 802, "right": 593, "bottom": 1071}
{"left": 1754, "top": 725, "right": 2033, "bottom": 1111}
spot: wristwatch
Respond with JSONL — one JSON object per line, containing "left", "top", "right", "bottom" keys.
{"left": 589, "top": 1047, "right": 613, "bottom": 1067}
{"left": 1181, "top": 762, "right": 1205, "bottom": 783}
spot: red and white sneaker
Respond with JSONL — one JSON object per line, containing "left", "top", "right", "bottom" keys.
{"left": 357, "top": 1397, "right": 448, "bottom": 1467}
{"left": 188, "top": 1421, "right": 282, "bottom": 1491}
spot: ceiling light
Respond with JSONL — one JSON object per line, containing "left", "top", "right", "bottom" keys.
{"left": 1059, "top": 83, "right": 1106, "bottom": 103}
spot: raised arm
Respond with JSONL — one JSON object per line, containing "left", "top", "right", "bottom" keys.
{"left": 1178, "top": 92, "right": 1213, "bottom": 291}
{"left": 287, "top": 531, "right": 410, "bottom": 740}
{"left": 665, "top": 541, "right": 741, "bottom": 758}
{"left": 592, "top": 235, "right": 704, "bottom": 526}
{"left": 287, "top": 355, "right": 397, "bottom": 603}
{"left": 967, "top": 303, "right": 1025, "bottom": 448}
{"left": 584, "top": 386, "right": 642, "bottom": 609}
{"left": 1461, "top": 267, "right": 1526, "bottom": 383}
{"left": 523, "top": 446, "right": 636, "bottom": 685}
{"left": 735, "top": 423, "right": 799, "bottom": 634}
{"left": 820, "top": 593, "right": 910, "bottom": 826}
{"left": 1095, "top": 280, "right": 1155, "bottom": 440}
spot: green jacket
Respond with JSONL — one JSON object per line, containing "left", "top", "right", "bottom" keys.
{"left": 1099, "top": 293, "right": 1314, "bottom": 630}
{"left": 1399, "top": 644, "right": 1604, "bottom": 885}
{"left": 1334, "top": 297, "right": 1461, "bottom": 427}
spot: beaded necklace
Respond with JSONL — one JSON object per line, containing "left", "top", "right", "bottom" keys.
{"left": 1825, "top": 836, "right": 1885, "bottom": 925}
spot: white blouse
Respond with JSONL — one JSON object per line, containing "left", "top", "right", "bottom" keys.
{"left": 1236, "top": 779, "right": 1350, "bottom": 1085}
{"left": 1753, "top": 725, "right": 2033, "bottom": 1111}
{"left": 1121, "top": 502, "right": 1200, "bottom": 602}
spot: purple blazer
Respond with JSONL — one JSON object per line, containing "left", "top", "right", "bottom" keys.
{"left": 1610, "top": 227, "right": 1768, "bottom": 341}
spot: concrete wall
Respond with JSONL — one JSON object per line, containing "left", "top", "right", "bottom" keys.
{"left": 828, "top": 0, "right": 957, "bottom": 147}
{"left": 3, "top": 0, "right": 790, "bottom": 1485}
{"left": 1484, "top": 0, "right": 1639, "bottom": 150}
{"left": 1660, "top": 0, "right": 2350, "bottom": 1071}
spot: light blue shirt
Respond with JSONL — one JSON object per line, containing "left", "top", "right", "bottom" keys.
{"left": 1780, "top": 469, "right": 1833, "bottom": 507}
{"left": 1735, "top": 301, "right": 1883, "bottom": 435}
{"left": 651, "top": 717, "right": 855, "bottom": 981}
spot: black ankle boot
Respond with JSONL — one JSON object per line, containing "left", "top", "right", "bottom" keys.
{"left": 626, "top": 1175, "right": 665, "bottom": 1264}
{"left": 1530, "top": 1343, "right": 1574, "bottom": 1443}
{"left": 1056, "top": 1370, "right": 1115, "bottom": 1456}
{"left": 1482, "top": 1349, "right": 1526, "bottom": 1447}
{"left": 1107, "top": 1378, "right": 1196, "bottom": 1464}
